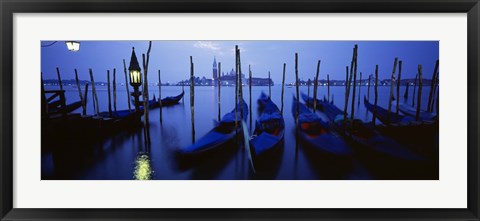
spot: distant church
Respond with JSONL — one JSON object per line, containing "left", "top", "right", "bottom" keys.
{"left": 212, "top": 56, "right": 218, "bottom": 81}
{"left": 211, "top": 57, "right": 272, "bottom": 86}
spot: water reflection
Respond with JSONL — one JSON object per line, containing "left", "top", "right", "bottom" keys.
{"left": 134, "top": 154, "right": 153, "bottom": 180}
{"left": 42, "top": 85, "right": 438, "bottom": 180}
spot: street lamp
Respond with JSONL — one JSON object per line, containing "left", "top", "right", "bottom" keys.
{"left": 128, "top": 47, "right": 142, "bottom": 113}
{"left": 65, "top": 41, "right": 80, "bottom": 52}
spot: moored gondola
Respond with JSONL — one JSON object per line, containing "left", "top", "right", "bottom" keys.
{"left": 363, "top": 96, "right": 413, "bottom": 124}
{"left": 396, "top": 102, "right": 437, "bottom": 121}
{"left": 178, "top": 99, "right": 248, "bottom": 157}
{"left": 250, "top": 93, "right": 285, "bottom": 170}
{"left": 133, "top": 91, "right": 184, "bottom": 109}
{"left": 292, "top": 96, "right": 352, "bottom": 158}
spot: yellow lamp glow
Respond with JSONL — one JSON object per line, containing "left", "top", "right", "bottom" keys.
{"left": 65, "top": 41, "right": 80, "bottom": 52}
{"left": 129, "top": 70, "right": 142, "bottom": 86}
{"left": 134, "top": 154, "right": 152, "bottom": 180}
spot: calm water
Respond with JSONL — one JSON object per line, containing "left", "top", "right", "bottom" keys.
{"left": 41, "top": 84, "right": 438, "bottom": 180}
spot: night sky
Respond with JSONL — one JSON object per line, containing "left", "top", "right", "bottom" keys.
{"left": 41, "top": 41, "right": 439, "bottom": 84}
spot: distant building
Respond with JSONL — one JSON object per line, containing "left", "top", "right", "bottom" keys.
{"left": 212, "top": 57, "right": 218, "bottom": 80}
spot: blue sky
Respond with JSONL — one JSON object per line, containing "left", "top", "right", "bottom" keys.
{"left": 41, "top": 41, "right": 439, "bottom": 84}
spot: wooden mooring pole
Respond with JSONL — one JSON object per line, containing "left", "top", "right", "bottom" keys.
{"left": 107, "top": 70, "right": 112, "bottom": 117}
{"left": 74, "top": 69, "right": 85, "bottom": 115}
{"left": 373, "top": 65, "right": 379, "bottom": 126}
{"left": 89, "top": 68, "right": 100, "bottom": 117}
{"left": 268, "top": 71, "right": 271, "bottom": 98}
{"left": 238, "top": 48, "right": 243, "bottom": 120}
{"left": 83, "top": 83, "right": 89, "bottom": 116}
{"left": 404, "top": 80, "right": 409, "bottom": 101}
{"left": 387, "top": 57, "right": 398, "bottom": 124}
{"left": 56, "top": 67, "right": 63, "bottom": 90}
{"left": 344, "top": 45, "right": 356, "bottom": 128}
{"left": 41, "top": 73, "right": 48, "bottom": 116}
{"left": 235, "top": 45, "right": 239, "bottom": 129}
{"left": 142, "top": 41, "right": 152, "bottom": 147}
{"left": 218, "top": 62, "right": 222, "bottom": 122}
{"left": 281, "top": 63, "right": 286, "bottom": 115}
{"left": 307, "top": 79, "right": 311, "bottom": 99}
{"left": 249, "top": 65, "right": 252, "bottom": 130}
{"left": 113, "top": 68, "right": 117, "bottom": 113}
{"left": 123, "top": 59, "right": 132, "bottom": 112}
{"left": 327, "top": 74, "right": 330, "bottom": 102}
{"left": 412, "top": 74, "right": 418, "bottom": 107}
{"left": 416, "top": 65, "right": 423, "bottom": 121}
{"left": 313, "top": 60, "right": 321, "bottom": 113}
{"left": 350, "top": 45, "right": 358, "bottom": 121}
{"left": 343, "top": 66, "right": 350, "bottom": 130}
{"left": 158, "top": 70, "right": 163, "bottom": 123}
{"left": 427, "top": 60, "right": 439, "bottom": 112}
{"left": 190, "top": 56, "right": 195, "bottom": 143}
{"left": 367, "top": 74, "right": 371, "bottom": 102}
{"left": 295, "top": 53, "right": 299, "bottom": 123}
{"left": 396, "top": 61, "right": 402, "bottom": 114}
{"left": 357, "top": 72, "right": 362, "bottom": 107}
{"left": 431, "top": 72, "right": 439, "bottom": 112}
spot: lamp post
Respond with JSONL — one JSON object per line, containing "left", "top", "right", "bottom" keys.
{"left": 41, "top": 41, "right": 80, "bottom": 52}
{"left": 65, "top": 41, "right": 80, "bottom": 52}
{"left": 128, "top": 47, "right": 142, "bottom": 113}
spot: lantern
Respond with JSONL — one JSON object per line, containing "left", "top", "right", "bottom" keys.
{"left": 65, "top": 41, "right": 80, "bottom": 52}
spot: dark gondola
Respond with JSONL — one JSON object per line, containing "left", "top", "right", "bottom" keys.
{"left": 250, "top": 93, "right": 285, "bottom": 169}
{"left": 133, "top": 91, "right": 184, "bottom": 108}
{"left": 315, "top": 99, "right": 422, "bottom": 162}
{"left": 292, "top": 96, "right": 352, "bottom": 158}
{"left": 178, "top": 99, "right": 248, "bottom": 157}
{"left": 157, "top": 91, "right": 185, "bottom": 107}
{"left": 363, "top": 96, "right": 414, "bottom": 124}
{"left": 300, "top": 92, "right": 332, "bottom": 112}
{"left": 48, "top": 100, "right": 82, "bottom": 115}
{"left": 257, "top": 92, "right": 270, "bottom": 107}
{"left": 396, "top": 102, "right": 437, "bottom": 121}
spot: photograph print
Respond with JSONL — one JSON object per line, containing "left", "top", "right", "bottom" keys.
{"left": 41, "top": 40, "right": 439, "bottom": 180}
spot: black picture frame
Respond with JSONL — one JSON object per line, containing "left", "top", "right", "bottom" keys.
{"left": 1, "top": 0, "right": 479, "bottom": 220}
